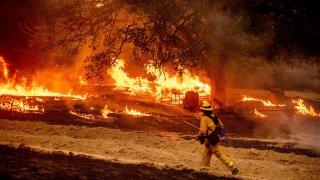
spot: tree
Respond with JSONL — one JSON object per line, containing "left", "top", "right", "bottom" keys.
{"left": 25, "top": 0, "right": 319, "bottom": 106}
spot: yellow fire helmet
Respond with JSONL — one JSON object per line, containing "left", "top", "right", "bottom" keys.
{"left": 200, "top": 101, "right": 212, "bottom": 111}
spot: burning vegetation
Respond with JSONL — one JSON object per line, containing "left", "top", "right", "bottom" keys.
{"left": 0, "top": 1, "right": 320, "bottom": 179}
{"left": 292, "top": 98, "right": 320, "bottom": 117}
{"left": 0, "top": 55, "right": 210, "bottom": 117}
{"left": 0, "top": 56, "right": 86, "bottom": 114}
{"left": 108, "top": 59, "right": 211, "bottom": 103}
{"left": 1, "top": 53, "right": 319, "bottom": 122}
{"left": 239, "top": 95, "right": 320, "bottom": 119}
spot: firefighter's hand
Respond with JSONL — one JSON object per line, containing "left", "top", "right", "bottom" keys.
{"left": 197, "top": 136, "right": 205, "bottom": 144}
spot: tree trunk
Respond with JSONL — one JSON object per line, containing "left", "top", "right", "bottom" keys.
{"left": 206, "top": 56, "right": 227, "bottom": 108}
{"left": 209, "top": 72, "right": 226, "bottom": 108}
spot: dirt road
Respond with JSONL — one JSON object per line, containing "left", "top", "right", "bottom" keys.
{"left": 0, "top": 118, "right": 319, "bottom": 179}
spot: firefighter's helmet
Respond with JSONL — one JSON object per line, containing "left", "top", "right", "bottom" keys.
{"left": 200, "top": 101, "right": 212, "bottom": 111}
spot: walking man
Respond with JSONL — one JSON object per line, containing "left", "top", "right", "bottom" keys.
{"left": 197, "top": 101, "right": 239, "bottom": 175}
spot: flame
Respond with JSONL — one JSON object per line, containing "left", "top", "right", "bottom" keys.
{"left": 69, "top": 111, "right": 94, "bottom": 119}
{"left": 0, "top": 83, "right": 86, "bottom": 100}
{"left": 95, "top": 1, "right": 104, "bottom": 8}
{"left": 0, "top": 56, "right": 86, "bottom": 100}
{"left": 291, "top": 98, "right": 320, "bottom": 117}
{"left": 0, "top": 97, "right": 44, "bottom": 114}
{"left": 36, "top": 97, "right": 43, "bottom": 102}
{"left": 108, "top": 59, "right": 211, "bottom": 103}
{"left": 101, "top": 105, "right": 113, "bottom": 118}
{"left": 79, "top": 76, "right": 88, "bottom": 86}
{"left": 146, "top": 63, "right": 211, "bottom": 101}
{"left": 108, "top": 60, "right": 152, "bottom": 94}
{"left": 125, "top": 106, "right": 150, "bottom": 116}
{"left": 0, "top": 56, "right": 9, "bottom": 79}
{"left": 254, "top": 109, "right": 266, "bottom": 118}
{"left": 241, "top": 96, "right": 285, "bottom": 107}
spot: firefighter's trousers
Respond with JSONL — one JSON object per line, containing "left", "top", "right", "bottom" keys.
{"left": 201, "top": 142, "right": 236, "bottom": 171}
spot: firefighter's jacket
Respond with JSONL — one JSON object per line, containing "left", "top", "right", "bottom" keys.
{"left": 198, "top": 114, "right": 223, "bottom": 136}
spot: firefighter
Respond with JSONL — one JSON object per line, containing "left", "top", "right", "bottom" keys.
{"left": 197, "top": 101, "right": 239, "bottom": 175}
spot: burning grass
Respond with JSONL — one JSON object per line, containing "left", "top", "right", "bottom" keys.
{"left": 254, "top": 109, "right": 267, "bottom": 118}
{"left": 241, "top": 96, "right": 286, "bottom": 107}
{"left": 1, "top": 55, "right": 319, "bottom": 122}
{"left": 292, "top": 98, "right": 320, "bottom": 117}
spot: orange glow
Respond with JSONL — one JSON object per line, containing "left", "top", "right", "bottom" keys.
{"left": 108, "top": 59, "right": 211, "bottom": 103}
{"left": 0, "top": 83, "right": 86, "bottom": 100}
{"left": 108, "top": 60, "right": 152, "bottom": 94}
{"left": 0, "top": 56, "right": 9, "bottom": 79}
{"left": 69, "top": 111, "right": 94, "bottom": 119}
{"left": 101, "top": 105, "right": 113, "bottom": 118}
{"left": 78, "top": 76, "right": 88, "bottom": 86}
{"left": 36, "top": 97, "right": 43, "bottom": 102}
{"left": 241, "top": 96, "right": 285, "bottom": 107}
{"left": 125, "top": 106, "right": 150, "bottom": 116}
{"left": 0, "top": 56, "right": 86, "bottom": 100}
{"left": 0, "top": 97, "right": 44, "bottom": 114}
{"left": 254, "top": 109, "right": 266, "bottom": 118}
{"left": 146, "top": 62, "right": 211, "bottom": 102}
{"left": 291, "top": 98, "right": 319, "bottom": 117}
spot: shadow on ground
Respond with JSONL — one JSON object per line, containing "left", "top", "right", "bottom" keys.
{"left": 0, "top": 145, "right": 237, "bottom": 180}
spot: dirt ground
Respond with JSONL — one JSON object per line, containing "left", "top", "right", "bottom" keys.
{"left": 0, "top": 90, "right": 320, "bottom": 179}
{"left": 0, "top": 145, "right": 229, "bottom": 180}
{"left": 0, "top": 115, "right": 319, "bottom": 179}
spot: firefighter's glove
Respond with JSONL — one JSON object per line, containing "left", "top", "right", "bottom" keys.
{"left": 197, "top": 135, "right": 205, "bottom": 144}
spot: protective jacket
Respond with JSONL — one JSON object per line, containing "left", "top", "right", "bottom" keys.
{"left": 198, "top": 114, "right": 237, "bottom": 174}
{"left": 198, "top": 114, "right": 223, "bottom": 137}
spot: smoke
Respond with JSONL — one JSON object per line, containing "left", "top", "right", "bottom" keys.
{"left": 31, "top": 47, "right": 93, "bottom": 93}
{"left": 0, "top": 0, "right": 47, "bottom": 73}
{"left": 196, "top": 1, "right": 269, "bottom": 67}
{"left": 225, "top": 60, "right": 320, "bottom": 93}
{"left": 195, "top": 0, "right": 319, "bottom": 97}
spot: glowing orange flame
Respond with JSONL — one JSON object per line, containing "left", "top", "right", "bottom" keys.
{"left": 36, "top": 97, "right": 43, "bottom": 102}
{"left": 0, "top": 56, "right": 9, "bottom": 79}
{"left": 108, "top": 59, "right": 211, "bottom": 103}
{"left": 291, "top": 98, "right": 320, "bottom": 117}
{"left": 101, "top": 105, "right": 113, "bottom": 118}
{"left": 78, "top": 76, "right": 88, "bottom": 86}
{"left": 254, "top": 109, "right": 266, "bottom": 118}
{"left": 95, "top": 1, "right": 104, "bottom": 8}
{"left": 0, "top": 56, "right": 86, "bottom": 100}
{"left": 241, "top": 96, "right": 286, "bottom": 107}
{"left": 108, "top": 60, "right": 151, "bottom": 94}
{"left": 69, "top": 111, "right": 94, "bottom": 119}
{"left": 0, "top": 98, "right": 44, "bottom": 114}
{"left": 125, "top": 106, "right": 150, "bottom": 116}
{"left": 146, "top": 63, "right": 211, "bottom": 101}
